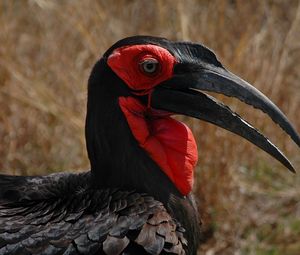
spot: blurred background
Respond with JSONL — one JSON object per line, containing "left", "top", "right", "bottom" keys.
{"left": 0, "top": 0, "right": 300, "bottom": 254}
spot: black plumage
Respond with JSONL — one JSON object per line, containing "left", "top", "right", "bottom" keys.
{"left": 0, "top": 36, "right": 299, "bottom": 255}
{"left": 0, "top": 172, "right": 187, "bottom": 254}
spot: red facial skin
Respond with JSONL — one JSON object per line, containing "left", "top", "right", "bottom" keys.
{"left": 107, "top": 45, "right": 175, "bottom": 93}
{"left": 108, "top": 45, "right": 198, "bottom": 196}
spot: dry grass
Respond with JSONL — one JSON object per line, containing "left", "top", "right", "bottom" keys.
{"left": 0, "top": 0, "right": 300, "bottom": 254}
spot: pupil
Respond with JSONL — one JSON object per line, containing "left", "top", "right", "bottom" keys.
{"left": 146, "top": 63, "right": 154, "bottom": 70}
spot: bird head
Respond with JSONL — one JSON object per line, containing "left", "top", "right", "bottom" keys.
{"left": 86, "top": 36, "right": 299, "bottom": 196}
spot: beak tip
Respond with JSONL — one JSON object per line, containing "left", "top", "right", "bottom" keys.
{"left": 280, "top": 156, "right": 296, "bottom": 173}
{"left": 286, "top": 163, "right": 296, "bottom": 174}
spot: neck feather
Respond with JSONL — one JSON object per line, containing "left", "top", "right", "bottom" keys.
{"left": 85, "top": 60, "right": 201, "bottom": 252}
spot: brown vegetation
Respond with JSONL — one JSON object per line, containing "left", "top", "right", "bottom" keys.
{"left": 0, "top": 1, "right": 299, "bottom": 254}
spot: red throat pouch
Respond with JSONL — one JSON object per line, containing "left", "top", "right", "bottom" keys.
{"left": 119, "top": 97, "right": 198, "bottom": 195}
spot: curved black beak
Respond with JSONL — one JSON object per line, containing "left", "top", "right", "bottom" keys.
{"left": 151, "top": 58, "right": 300, "bottom": 172}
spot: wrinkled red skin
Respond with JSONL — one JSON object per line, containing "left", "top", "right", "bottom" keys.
{"left": 108, "top": 45, "right": 198, "bottom": 195}
{"left": 107, "top": 44, "right": 175, "bottom": 92}
{"left": 119, "top": 97, "right": 198, "bottom": 195}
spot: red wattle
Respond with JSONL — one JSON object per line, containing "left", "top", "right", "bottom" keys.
{"left": 119, "top": 97, "right": 198, "bottom": 195}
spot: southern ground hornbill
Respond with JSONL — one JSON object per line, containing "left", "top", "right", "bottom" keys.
{"left": 0, "top": 36, "right": 299, "bottom": 255}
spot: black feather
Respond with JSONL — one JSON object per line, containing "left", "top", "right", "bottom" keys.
{"left": 0, "top": 172, "right": 188, "bottom": 254}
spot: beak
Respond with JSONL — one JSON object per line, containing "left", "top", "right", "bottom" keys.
{"left": 151, "top": 63, "right": 300, "bottom": 172}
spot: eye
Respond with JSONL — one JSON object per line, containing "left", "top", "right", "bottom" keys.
{"left": 140, "top": 58, "right": 160, "bottom": 75}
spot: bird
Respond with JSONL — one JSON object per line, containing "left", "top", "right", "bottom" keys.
{"left": 0, "top": 36, "right": 299, "bottom": 255}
